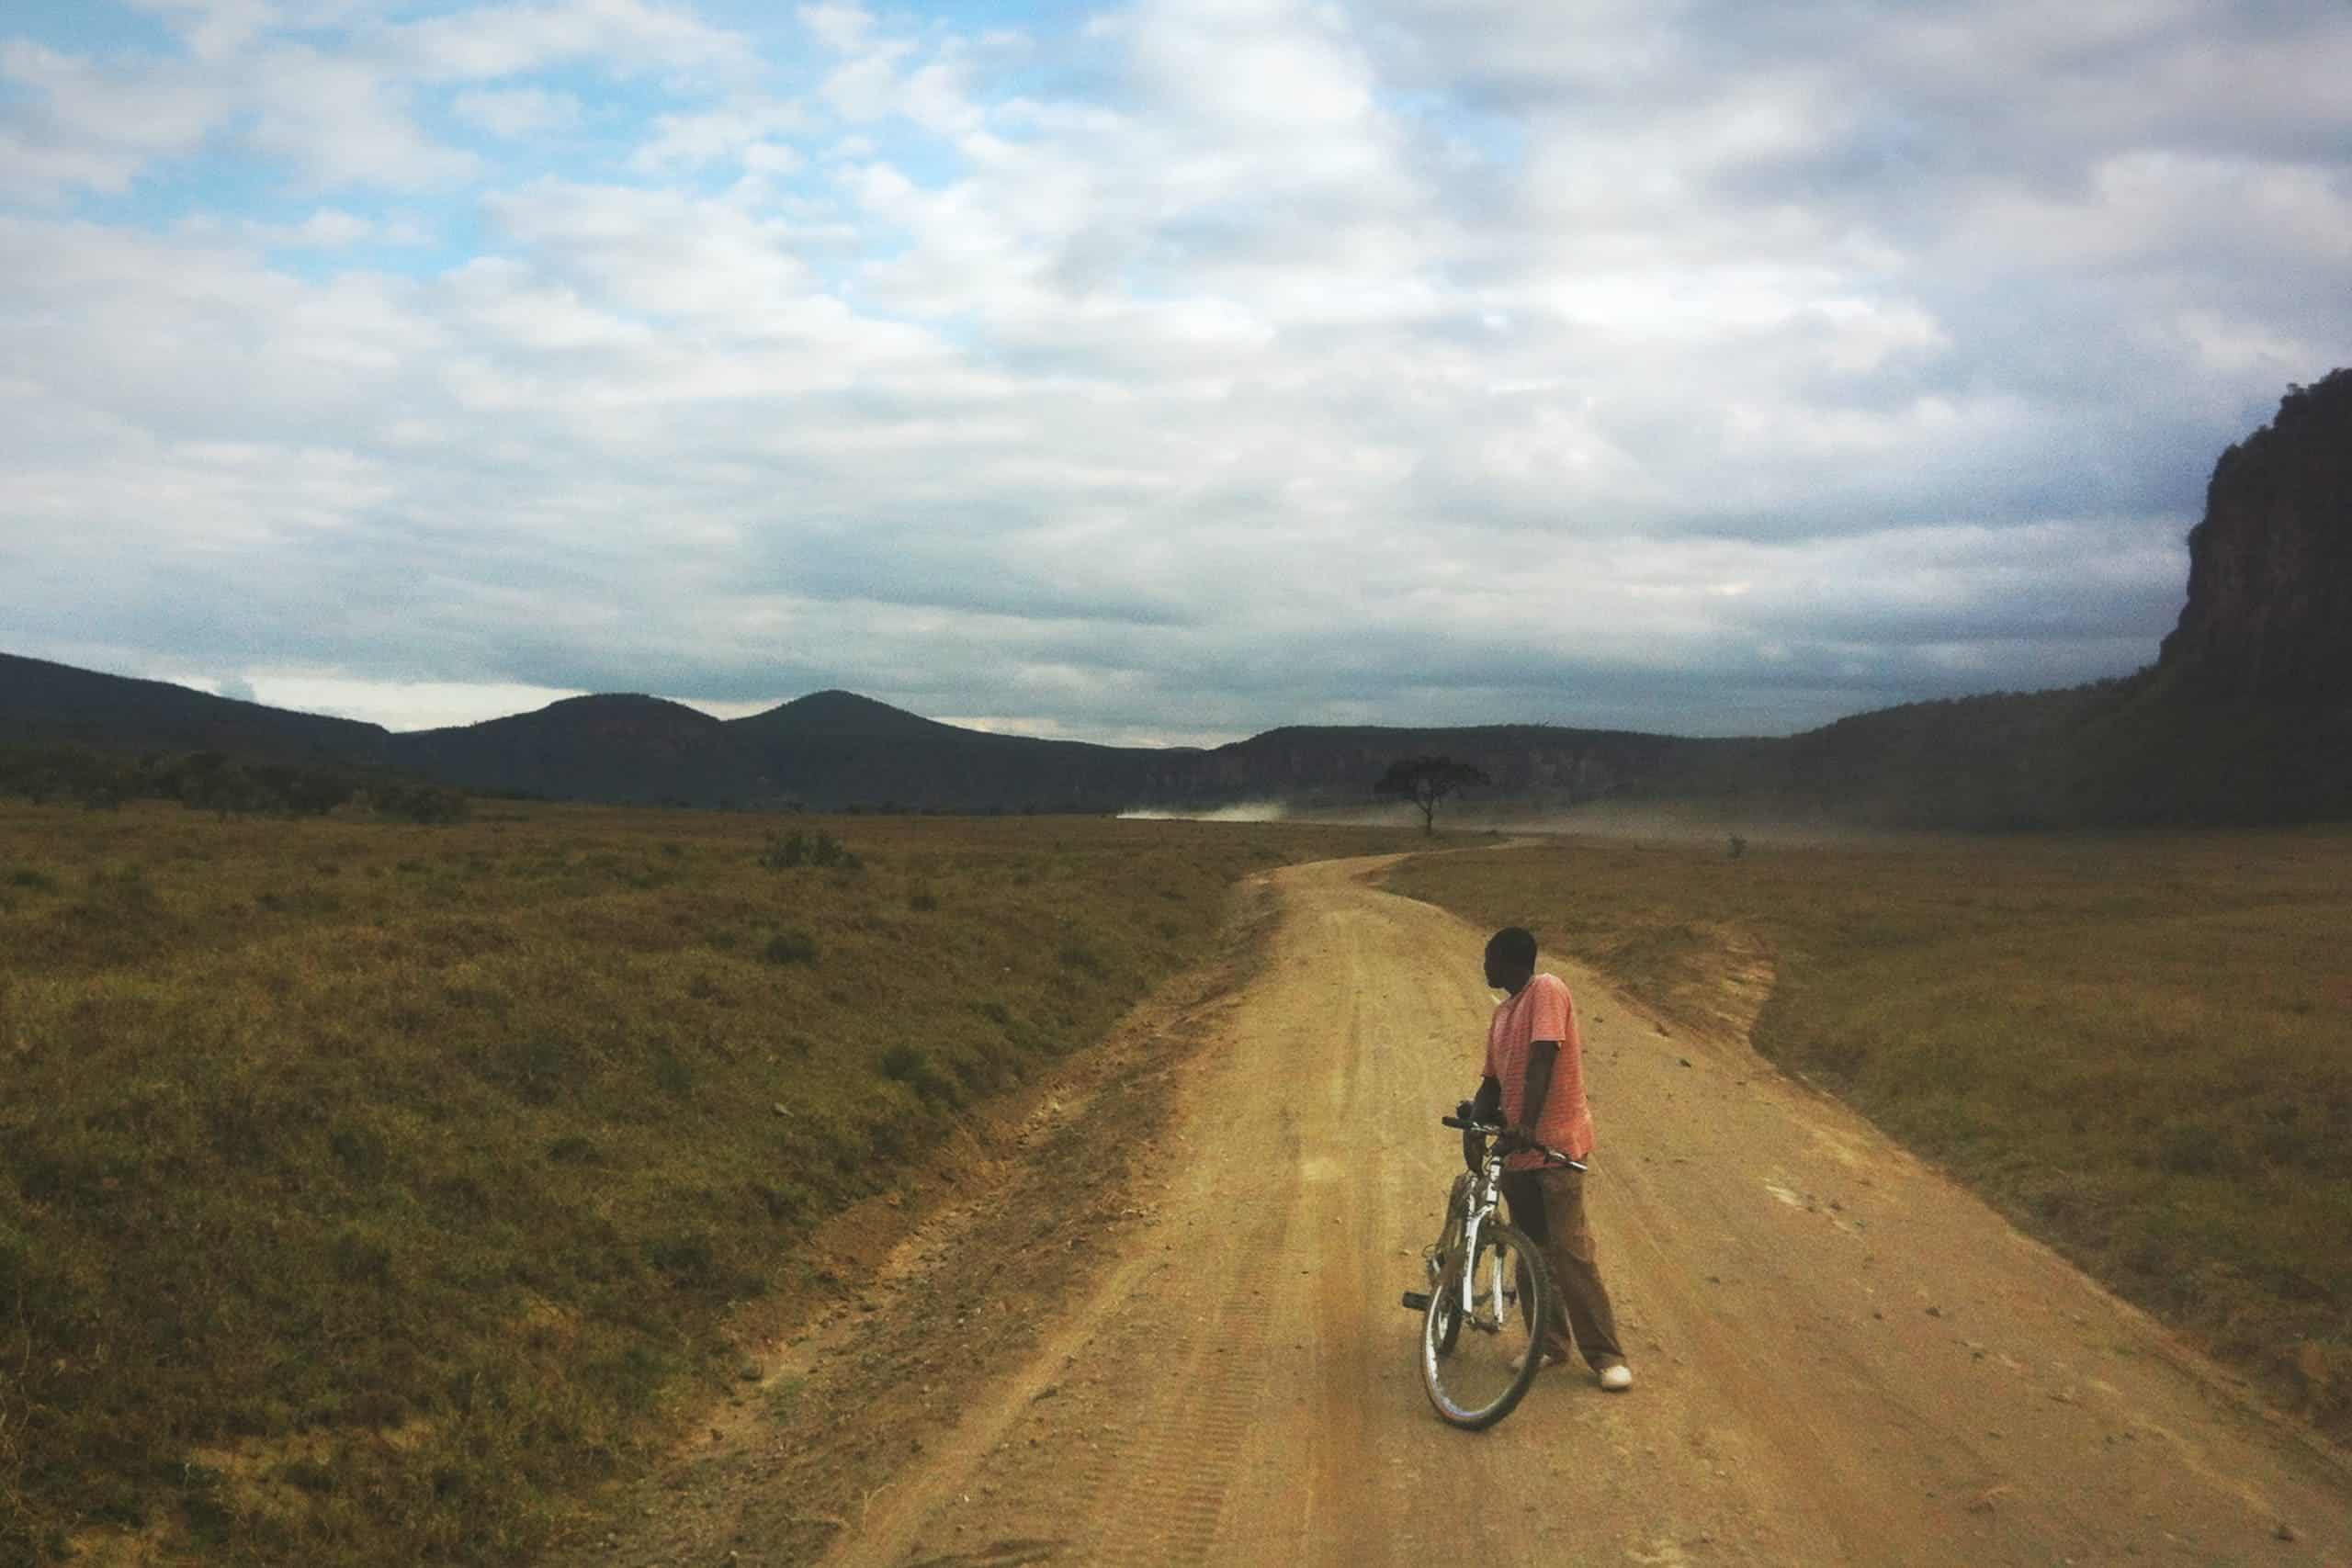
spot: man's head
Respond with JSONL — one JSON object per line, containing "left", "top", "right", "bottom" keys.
{"left": 1483, "top": 926, "right": 1537, "bottom": 994}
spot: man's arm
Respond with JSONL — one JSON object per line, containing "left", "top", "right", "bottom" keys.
{"left": 1516, "top": 1040, "right": 1558, "bottom": 1140}
{"left": 1466, "top": 1074, "right": 1504, "bottom": 1172}
{"left": 1471, "top": 1074, "right": 1502, "bottom": 1122}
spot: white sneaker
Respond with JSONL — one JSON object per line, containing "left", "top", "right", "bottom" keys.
{"left": 1509, "top": 1348, "right": 1565, "bottom": 1373}
{"left": 1598, "top": 1363, "right": 1634, "bottom": 1392}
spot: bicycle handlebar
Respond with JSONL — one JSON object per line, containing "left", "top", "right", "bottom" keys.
{"left": 1440, "top": 1112, "right": 1586, "bottom": 1170}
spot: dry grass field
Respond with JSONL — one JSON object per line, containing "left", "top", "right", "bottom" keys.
{"left": 1386, "top": 826, "right": 2352, "bottom": 1440}
{"left": 0, "top": 800, "right": 1412, "bottom": 1566}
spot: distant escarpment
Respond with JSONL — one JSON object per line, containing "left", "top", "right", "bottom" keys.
{"left": 2158, "top": 370, "right": 2352, "bottom": 701}
{"left": 1763, "top": 372, "right": 2352, "bottom": 829}
{"left": 2066, "top": 371, "right": 2352, "bottom": 826}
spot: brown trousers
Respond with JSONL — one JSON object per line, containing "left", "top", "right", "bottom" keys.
{"left": 1500, "top": 1165, "right": 1625, "bottom": 1370}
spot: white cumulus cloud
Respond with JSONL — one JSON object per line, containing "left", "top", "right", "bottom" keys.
{"left": 0, "top": 0, "right": 2345, "bottom": 739}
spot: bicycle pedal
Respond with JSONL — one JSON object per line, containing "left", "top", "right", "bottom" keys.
{"left": 1399, "top": 1291, "right": 1430, "bottom": 1312}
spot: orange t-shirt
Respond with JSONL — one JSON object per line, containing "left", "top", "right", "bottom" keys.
{"left": 1485, "top": 971, "right": 1593, "bottom": 1167}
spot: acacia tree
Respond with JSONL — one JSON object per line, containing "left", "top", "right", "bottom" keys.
{"left": 1374, "top": 754, "right": 1491, "bottom": 836}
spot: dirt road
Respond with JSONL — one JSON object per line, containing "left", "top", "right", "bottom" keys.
{"left": 614, "top": 852, "right": 2352, "bottom": 1567}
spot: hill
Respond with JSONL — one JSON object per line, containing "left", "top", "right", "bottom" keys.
{"left": 387, "top": 694, "right": 766, "bottom": 807}
{"left": 0, "top": 650, "right": 389, "bottom": 762}
{"left": 728, "top": 692, "right": 1168, "bottom": 813}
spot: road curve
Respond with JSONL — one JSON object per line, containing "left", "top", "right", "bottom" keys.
{"left": 817, "top": 853, "right": 2352, "bottom": 1567}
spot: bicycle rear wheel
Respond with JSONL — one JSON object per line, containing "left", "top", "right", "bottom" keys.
{"left": 1419, "top": 1219, "right": 1552, "bottom": 1429}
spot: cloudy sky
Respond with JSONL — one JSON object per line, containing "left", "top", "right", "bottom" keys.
{"left": 3, "top": 0, "right": 2346, "bottom": 745}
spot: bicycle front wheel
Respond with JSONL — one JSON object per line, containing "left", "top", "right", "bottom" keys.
{"left": 1419, "top": 1219, "right": 1553, "bottom": 1430}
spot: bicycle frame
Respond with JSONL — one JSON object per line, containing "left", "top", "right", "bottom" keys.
{"left": 1408, "top": 1116, "right": 1583, "bottom": 1326}
{"left": 1432, "top": 1157, "right": 1506, "bottom": 1323}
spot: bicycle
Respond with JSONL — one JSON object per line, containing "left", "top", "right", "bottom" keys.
{"left": 1398, "top": 1102, "right": 1583, "bottom": 1429}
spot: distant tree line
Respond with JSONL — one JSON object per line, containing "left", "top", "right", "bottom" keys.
{"left": 0, "top": 745, "right": 470, "bottom": 823}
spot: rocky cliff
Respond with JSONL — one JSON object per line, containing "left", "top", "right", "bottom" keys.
{"left": 2157, "top": 370, "right": 2352, "bottom": 699}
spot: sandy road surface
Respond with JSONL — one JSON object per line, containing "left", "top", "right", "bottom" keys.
{"left": 642, "top": 853, "right": 2352, "bottom": 1567}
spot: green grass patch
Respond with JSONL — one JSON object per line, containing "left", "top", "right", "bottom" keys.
{"left": 1386, "top": 826, "right": 2352, "bottom": 1438}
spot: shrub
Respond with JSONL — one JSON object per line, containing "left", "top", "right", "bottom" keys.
{"left": 763, "top": 931, "right": 820, "bottom": 965}
{"left": 277, "top": 1460, "right": 337, "bottom": 1496}
{"left": 646, "top": 1232, "right": 723, "bottom": 1292}
{"left": 476, "top": 1035, "right": 574, "bottom": 1105}
{"left": 373, "top": 784, "right": 470, "bottom": 825}
{"left": 329, "top": 1227, "right": 394, "bottom": 1285}
{"left": 2155, "top": 1119, "right": 2226, "bottom": 1177}
{"left": 328, "top": 1122, "right": 390, "bottom": 1182}
{"left": 877, "top": 1043, "right": 958, "bottom": 1106}
{"left": 759, "top": 830, "right": 858, "bottom": 871}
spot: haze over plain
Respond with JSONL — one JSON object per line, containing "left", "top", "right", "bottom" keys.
{"left": 3, "top": 0, "right": 2347, "bottom": 744}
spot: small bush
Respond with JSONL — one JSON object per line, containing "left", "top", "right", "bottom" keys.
{"left": 877, "top": 1043, "right": 959, "bottom": 1106}
{"left": 328, "top": 1122, "right": 390, "bottom": 1182}
{"left": 329, "top": 1227, "right": 394, "bottom": 1285}
{"left": 476, "top": 1035, "right": 574, "bottom": 1105}
{"left": 763, "top": 931, "right": 820, "bottom": 965}
{"left": 373, "top": 784, "right": 470, "bottom": 825}
{"left": 587, "top": 1346, "right": 676, "bottom": 1416}
{"left": 763, "top": 1375, "right": 805, "bottom": 1422}
{"left": 179, "top": 1464, "right": 233, "bottom": 1548}
{"left": 2155, "top": 1119, "right": 2225, "bottom": 1177}
{"left": 646, "top": 1232, "right": 718, "bottom": 1290}
{"left": 759, "top": 830, "right": 859, "bottom": 871}
{"left": 752, "top": 1182, "right": 808, "bottom": 1224}
{"left": 277, "top": 1460, "right": 337, "bottom": 1496}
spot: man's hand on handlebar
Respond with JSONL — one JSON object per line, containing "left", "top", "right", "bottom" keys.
{"left": 1442, "top": 1106, "right": 1587, "bottom": 1172}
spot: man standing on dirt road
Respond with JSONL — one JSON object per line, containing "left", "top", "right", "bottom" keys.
{"left": 1474, "top": 926, "right": 1633, "bottom": 1391}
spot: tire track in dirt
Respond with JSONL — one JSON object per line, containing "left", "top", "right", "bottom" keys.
{"left": 1064, "top": 1113, "right": 1299, "bottom": 1566}
{"left": 1067, "top": 1244, "right": 1275, "bottom": 1566}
